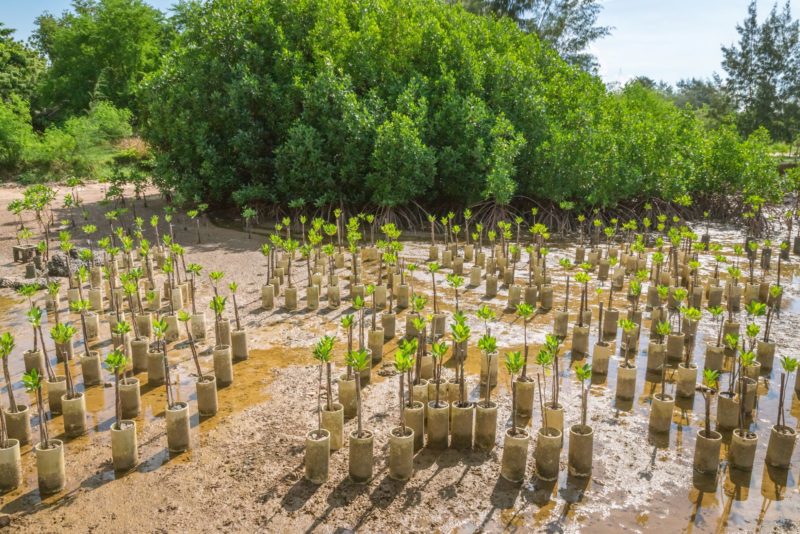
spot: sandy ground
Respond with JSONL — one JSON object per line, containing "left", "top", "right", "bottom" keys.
{"left": 0, "top": 182, "right": 798, "bottom": 533}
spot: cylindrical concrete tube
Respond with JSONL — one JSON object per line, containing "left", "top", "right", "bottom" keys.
{"left": 231, "top": 329, "right": 248, "bottom": 360}
{"left": 534, "top": 427, "right": 562, "bottom": 481}
{"left": 676, "top": 364, "right": 698, "bottom": 398}
{"left": 164, "top": 314, "right": 179, "bottom": 342}
{"left": 136, "top": 313, "right": 152, "bottom": 340}
{"left": 501, "top": 429, "right": 530, "bottom": 483}
{"left": 321, "top": 403, "right": 344, "bottom": 451}
{"left": 649, "top": 394, "right": 674, "bottom": 433}
{"left": 80, "top": 351, "right": 102, "bottom": 386}
{"left": 603, "top": 308, "right": 619, "bottom": 335}
{"left": 480, "top": 351, "right": 499, "bottom": 388}
{"left": 348, "top": 430, "right": 374, "bottom": 483}
{"left": 598, "top": 260, "right": 610, "bottom": 281}
{"left": 450, "top": 403, "right": 475, "bottom": 450}
{"left": 516, "top": 379, "right": 534, "bottom": 422}
{"left": 544, "top": 404, "right": 564, "bottom": 439}
{"left": 4, "top": 406, "right": 31, "bottom": 446}
{"left": 507, "top": 285, "right": 521, "bottom": 309}
{"left": 306, "top": 285, "right": 319, "bottom": 310}
{"left": 568, "top": 424, "right": 594, "bottom": 477}
{"left": 765, "top": 425, "right": 796, "bottom": 469}
{"left": 431, "top": 313, "right": 446, "bottom": 340}
{"left": 120, "top": 377, "right": 141, "bottom": 419}
{"left": 131, "top": 338, "right": 148, "bottom": 373}
{"left": 339, "top": 374, "right": 357, "bottom": 419}
{"left": 213, "top": 345, "right": 233, "bottom": 387}
{"left": 147, "top": 350, "right": 165, "bottom": 386}
{"left": 572, "top": 325, "right": 590, "bottom": 355}
{"left": 84, "top": 312, "right": 100, "bottom": 341}
{"left": 88, "top": 288, "right": 103, "bottom": 313}
{"left": 469, "top": 265, "right": 481, "bottom": 286}
{"left": 35, "top": 439, "right": 65, "bottom": 495}
{"left": 284, "top": 287, "right": 298, "bottom": 311}
{"left": 428, "top": 245, "right": 439, "bottom": 261}
{"left": 166, "top": 402, "right": 191, "bottom": 453}
{"left": 539, "top": 285, "right": 553, "bottom": 310}
{"left": 474, "top": 401, "right": 498, "bottom": 451}
{"left": 47, "top": 377, "right": 66, "bottom": 415}
{"left": 374, "top": 285, "right": 387, "bottom": 309}
{"left": 327, "top": 284, "right": 340, "bottom": 308}
{"left": 646, "top": 342, "right": 666, "bottom": 372}
{"left": 757, "top": 341, "right": 776, "bottom": 371}
{"left": 62, "top": 393, "right": 87, "bottom": 437}
{"left": 737, "top": 377, "right": 757, "bottom": 412}
{"left": 666, "top": 334, "right": 685, "bottom": 361}
{"left": 592, "top": 342, "right": 612, "bottom": 374}
{"left": 729, "top": 429, "right": 758, "bottom": 471}
{"left": 485, "top": 275, "right": 498, "bottom": 298}
{"left": 389, "top": 427, "right": 414, "bottom": 481}
{"left": 196, "top": 375, "right": 218, "bottom": 416}
{"left": 111, "top": 420, "right": 138, "bottom": 471}
{"left": 396, "top": 284, "right": 409, "bottom": 308}
{"left": 24, "top": 349, "right": 46, "bottom": 375}
{"left": 705, "top": 344, "right": 724, "bottom": 372}
{"left": 0, "top": 439, "right": 21, "bottom": 490}
{"left": 693, "top": 429, "right": 722, "bottom": 474}
{"left": 305, "top": 429, "right": 330, "bottom": 484}
{"left": 553, "top": 311, "right": 568, "bottom": 338}
{"left": 412, "top": 381, "right": 428, "bottom": 418}
{"left": 170, "top": 287, "right": 184, "bottom": 312}
{"left": 524, "top": 286, "right": 538, "bottom": 307}
{"left": 261, "top": 284, "right": 274, "bottom": 309}
{"left": 442, "top": 250, "right": 453, "bottom": 269}
{"left": 716, "top": 393, "right": 739, "bottom": 429}
{"left": 427, "top": 400, "right": 449, "bottom": 448}
{"left": 382, "top": 313, "right": 396, "bottom": 340}
{"left": 368, "top": 328, "right": 384, "bottom": 363}
{"left": 404, "top": 401, "right": 425, "bottom": 452}
{"left": 708, "top": 286, "right": 723, "bottom": 307}
{"left": 189, "top": 313, "right": 206, "bottom": 341}
{"left": 616, "top": 364, "right": 637, "bottom": 400}
{"left": 453, "top": 256, "right": 464, "bottom": 276}
{"left": 420, "top": 355, "right": 433, "bottom": 380}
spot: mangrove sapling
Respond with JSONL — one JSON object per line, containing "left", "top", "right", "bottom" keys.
{"left": 478, "top": 333, "right": 498, "bottom": 405}
{"left": 229, "top": 282, "right": 242, "bottom": 331}
{"left": 28, "top": 307, "right": 55, "bottom": 381}
{"left": 186, "top": 263, "right": 202, "bottom": 314}
{"left": 346, "top": 348, "right": 371, "bottom": 438}
{"left": 210, "top": 295, "right": 227, "bottom": 346}
{"left": 774, "top": 356, "right": 797, "bottom": 431}
{"left": 575, "top": 271, "right": 590, "bottom": 327}
{"left": 536, "top": 344, "right": 554, "bottom": 406}
{"left": 0, "top": 333, "right": 18, "bottom": 415}
{"left": 451, "top": 314, "right": 471, "bottom": 405}
{"left": 50, "top": 323, "right": 78, "bottom": 399}
{"left": 313, "top": 335, "right": 336, "bottom": 414}
{"left": 672, "top": 288, "right": 688, "bottom": 333}
{"left": 428, "top": 262, "right": 441, "bottom": 314}
{"left": 516, "top": 303, "right": 534, "bottom": 379}
{"left": 446, "top": 274, "right": 464, "bottom": 313}
{"left": 576, "top": 363, "right": 592, "bottom": 427}
{"left": 353, "top": 296, "right": 366, "bottom": 351}
{"left": 505, "top": 351, "right": 525, "bottom": 436}
{"left": 105, "top": 349, "right": 130, "bottom": 430}
{"left": 411, "top": 316, "right": 427, "bottom": 384}
{"left": 709, "top": 306, "right": 725, "bottom": 346}
{"left": 394, "top": 348, "right": 416, "bottom": 437}
{"left": 153, "top": 318, "right": 175, "bottom": 409}
{"left": 697, "top": 369, "right": 720, "bottom": 437}
{"left": 431, "top": 341, "right": 449, "bottom": 407}
{"left": 178, "top": 311, "right": 203, "bottom": 380}
{"left": 22, "top": 370, "right": 49, "bottom": 449}
{"left": 763, "top": 286, "right": 781, "bottom": 342}
{"left": 342, "top": 315, "right": 355, "bottom": 380}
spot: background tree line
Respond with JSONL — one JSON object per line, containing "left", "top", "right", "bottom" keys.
{"left": 0, "top": 0, "right": 798, "bottom": 213}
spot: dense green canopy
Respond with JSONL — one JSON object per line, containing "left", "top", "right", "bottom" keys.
{"left": 142, "top": 0, "right": 779, "bottom": 210}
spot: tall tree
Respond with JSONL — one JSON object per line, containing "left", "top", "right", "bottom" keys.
{"left": 0, "top": 24, "right": 44, "bottom": 104}
{"left": 722, "top": 0, "right": 800, "bottom": 141}
{"left": 461, "top": 0, "right": 611, "bottom": 71}
{"left": 31, "top": 0, "right": 172, "bottom": 123}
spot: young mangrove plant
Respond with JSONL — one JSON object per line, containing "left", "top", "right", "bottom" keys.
{"left": 345, "top": 348, "right": 371, "bottom": 438}
{"left": 104, "top": 348, "right": 129, "bottom": 430}
{"left": 431, "top": 341, "right": 449, "bottom": 407}
{"left": 313, "top": 335, "right": 335, "bottom": 415}
{"left": 775, "top": 356, "right": 798, "bottom": 431}
{"left": 505, "top": 351, "right": 525, "bottom": 436}
{"left": 152, "top": 318, "right": 175, "bottom": 409}
{"left": 178, "top": 311, "right": 204, "bottom": 380}
{"left": 697, "top": 369, "right": 719, "bottom": 437}
{"left": 516, "top": 302, "right": 534, "bottom": 379}
{"left": 50, "top": 323, "right": 78, "bottom": 399}
{"left": 23, "top": 370, "right": 49, "bottom": 449}
{"left": 451, "top": 313, "right": 471, "bottom": 405}
{"left": 576, "top": 363, "right": 592, "bottom": 427}
{"left": 394, "top": 345, "right": 416, "bottom": 436}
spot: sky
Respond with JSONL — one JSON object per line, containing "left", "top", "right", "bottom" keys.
{"left": 1, "top": 0, "right": 798, "bottom": 87}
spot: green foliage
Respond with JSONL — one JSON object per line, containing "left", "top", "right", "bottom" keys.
{"left": 32, "top": 0, "right": 171, "bottom": 121}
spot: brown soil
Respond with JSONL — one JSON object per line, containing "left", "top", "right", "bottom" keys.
{"left": 0, "top": 183, "right": 798, "bottom": 532}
